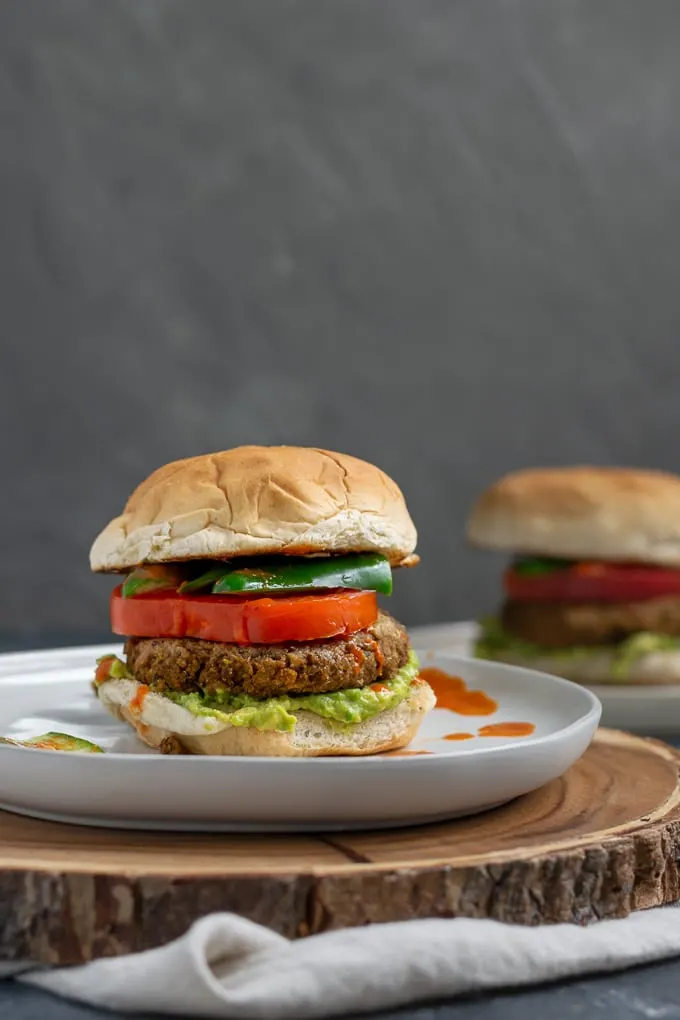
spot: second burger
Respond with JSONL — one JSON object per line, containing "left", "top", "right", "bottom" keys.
{"left": 467, "top": 466, "right": 680, "bottom": 685}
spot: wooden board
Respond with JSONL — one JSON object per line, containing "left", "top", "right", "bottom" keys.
{"left": 2, "top": 727, "right": 680, "bottom": 965}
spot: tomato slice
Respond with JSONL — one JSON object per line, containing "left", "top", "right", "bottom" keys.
{"left": 110, "top": 586, "right": 378, "bottom": 644}
{"left": 504, "top": 563, "right": 680, "bottom": 603}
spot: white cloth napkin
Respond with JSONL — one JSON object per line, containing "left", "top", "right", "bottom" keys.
{"left": 5, "top": 907, "right": 680, "bottom": 1018}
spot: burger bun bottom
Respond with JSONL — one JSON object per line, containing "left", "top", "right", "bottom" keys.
{"left": 105, "top": 682, "right": 436, "bottom": 757}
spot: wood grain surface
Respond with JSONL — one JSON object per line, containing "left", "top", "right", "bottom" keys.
{"left": 2, "top": 728, "right": 679, "bottom": 965}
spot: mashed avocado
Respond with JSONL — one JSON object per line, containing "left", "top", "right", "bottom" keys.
{"left": 609, "top": 632, "right": 680, "bottom": 679}
{"left": 475, "top": 616, "right": 680, "bottom": 680}
{"left": 98, "top": 651, "right": 421, "bottom": 732}
{"left": 167, "top": 651, "right": 420, "bottom": 732}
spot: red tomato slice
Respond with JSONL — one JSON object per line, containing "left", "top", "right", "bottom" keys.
{"left": 110, "top": 586, "right": 378, "bottom": 644}
{"left": 504, "top": 563, "right": 680, "bottom": 603}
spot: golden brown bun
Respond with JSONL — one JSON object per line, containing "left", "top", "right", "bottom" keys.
{"left": 107, "top": 682, "right": 435, "bottom": 757}
{"left": 467, "top": 466, "right": 680, "bottom": 566}
{"left": 90, "top": 446, "right": 417, "bottom": 571}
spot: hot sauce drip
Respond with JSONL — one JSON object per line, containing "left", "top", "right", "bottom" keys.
{"left": 379, "top": 668, "right": 535, "bottom": 756}
{"left": 441, "top": 723, "right": 536, "bottom": 741}
{"left": 384, "top": 749, "right": 432, "bottom": 756}
{"left": 478, "top": 722, "right": 536, "bottom": 738}
{"left": 349, "top": 644, "right": 366, "bottom": 676}
{"left": 129, "top": 684, "right": 150, "bottom": 715}
{"left": 418, "top": 668, "right": 498, "bottom": 716}
{"left": 369, "top": 638, "right": 385, "bottom": 673}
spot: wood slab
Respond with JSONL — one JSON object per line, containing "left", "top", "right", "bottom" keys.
{"left": 2, "top": 727, "right": 680, "bottom": 965}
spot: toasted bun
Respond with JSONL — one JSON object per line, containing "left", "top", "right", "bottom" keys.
{"left": 101, "top": 681, "right": 435, "bottom": 757}
{"left": 90, "top": 446, "right": 417, "bottom": 571}
{"left": 467, "top": 467, "right": 680, "bottom": 566}
{"left": 481, "top": 647, "right": 680, "bottom": 686}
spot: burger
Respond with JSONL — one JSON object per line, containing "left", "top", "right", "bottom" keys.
{"left": 467, "top": 466, "right": 680, "bottom": 685}
{"left": 89, "top": 446, "right": 435, "bottom": 755}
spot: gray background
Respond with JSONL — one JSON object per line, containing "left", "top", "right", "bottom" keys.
{"left": 2, "top": 0, "right": 680, "bottom": 644}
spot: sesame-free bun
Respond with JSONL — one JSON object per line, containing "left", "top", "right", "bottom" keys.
{"left": 467, "top": 467, "right": 680, "bottom": 566}
{"left": 101, "top": 681, "right": 436, "bottom": 757}
{"left": 90, "top": 446, "right": 418, "bottom": 571}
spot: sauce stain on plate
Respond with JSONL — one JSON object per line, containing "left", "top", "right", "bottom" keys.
{"left": 478, "top": 722, "right": 536, "bottom": 738}
{"left": 383, "top": 749, "right": 432, "bottom": 757}
{"left": 419, "top": 667, "right": 498, "bottom": 716}
{"left": 442, "top": 722, "right": 536, "bottom": 741}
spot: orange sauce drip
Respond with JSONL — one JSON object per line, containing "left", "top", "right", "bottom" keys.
{"left": 349, "top": 644, "right": 366, "bottom": 676}
{"left": 419, "top": 667, "right": 498, "bottom": 716}
{"left": 370, "top": 639, "right": 385, "bottom": 672}
{"left": 130, "top": 685, "right": 150, "bottom": 714}
{"left": 478, "top": 722, "right": 535, "bottom": 738}
{"left": 371, "top": 683, "right": 389, "bottom": 693}
{"left": 384, "top": 749, "right": 432, "bottom": 756}
{"left": 443, "top": 732, "right": 475, "bottom": 741}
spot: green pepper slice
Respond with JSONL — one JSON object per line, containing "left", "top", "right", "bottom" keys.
{"left": 209, "top": 553, "right": 393, "bottom": 596}
{"left": 512, "top": 557, "right": 572, "bottom": 577}
{"left": 179, "top": 567, "right": 233, "bottom": 594}
{"left": 122, "top": 565, "right": 181, "bottom": 598}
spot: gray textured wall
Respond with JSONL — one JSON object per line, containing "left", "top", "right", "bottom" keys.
{"left": 2, "top": 0, "right": 680, "bottom": 644}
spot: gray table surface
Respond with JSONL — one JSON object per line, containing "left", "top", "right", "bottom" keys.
{"left": 2, "top": 635, "right": 679, "bottom": 1018}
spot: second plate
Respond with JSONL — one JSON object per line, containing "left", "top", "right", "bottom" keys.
{"left": 410, "top": 620, "right": 680, "bottom": 737}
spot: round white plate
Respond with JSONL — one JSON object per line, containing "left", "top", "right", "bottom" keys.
{"left": 0, "top": 643, "right": 600, "bottom": 832}
{"left": 411, "top": 620, "right": 680, "bottom": 737}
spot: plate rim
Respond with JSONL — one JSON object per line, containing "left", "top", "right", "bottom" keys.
{"left": 0, "top": 644, "right": 600, "bottom": 764}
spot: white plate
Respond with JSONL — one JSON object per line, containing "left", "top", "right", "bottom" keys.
{"left": 0, "top": 644, "right": 600, "bottom": 832}
{"left": 411, "top": 621, "right": 680, "bottom": 737}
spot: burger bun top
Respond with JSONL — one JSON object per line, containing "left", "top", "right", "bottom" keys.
{"left": 467, "top": 466, "right": 680, "bottom": 566}
{"left": 90, "top": 445, "right": 418, "bottom": 572}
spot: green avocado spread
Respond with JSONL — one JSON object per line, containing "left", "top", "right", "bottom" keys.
{"left": 98, "top": 652, "right": 421, "bottom": 733}
{"left": 475, "top": 616, "right": 680, "bottom": 680}
{"left": 168, "top": 651, "right": 420, "bottom": 732}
